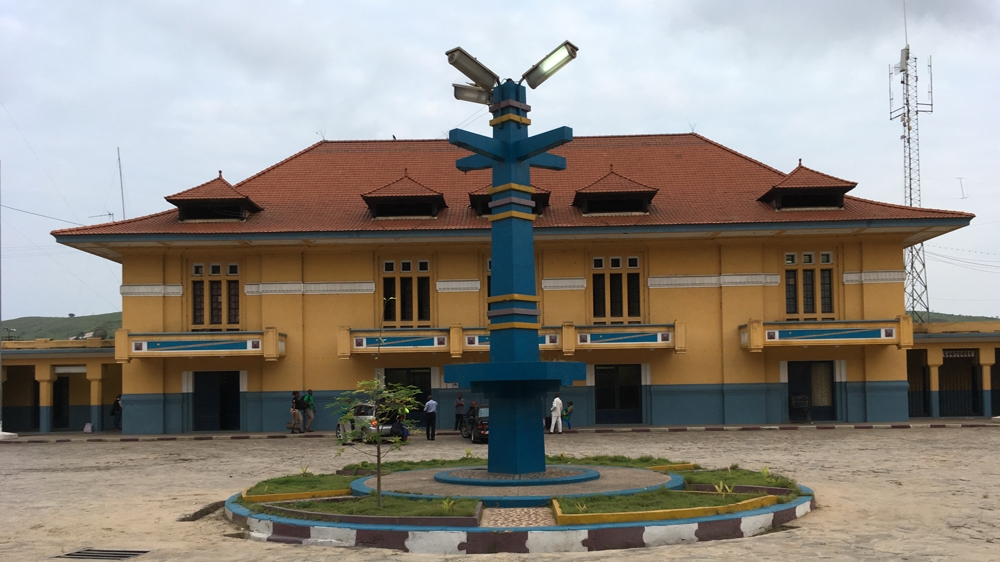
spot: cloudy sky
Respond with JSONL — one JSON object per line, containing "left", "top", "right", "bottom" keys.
{"left": 2, "top": 0, "right": 999, "bottom": 321}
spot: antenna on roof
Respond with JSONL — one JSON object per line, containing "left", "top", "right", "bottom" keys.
{"left": 117, "top": 147, "right": 126, "bottom": 220}
{"left": 957, "top": 177, "right": 967, "bottom": 199}
{"left": 888, "top": 1, "right": 934, "bottom": 324}
{"left": 798, "top": 158, "right": 802, "bottom": 167}
{"left": 218, "top": 170, "right": 223, "bottom": 179}
{"left": 88, "top": 212, "right": 114, "bottom": 223}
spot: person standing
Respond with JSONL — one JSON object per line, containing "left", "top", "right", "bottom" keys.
{"left": 563, "top": 401, "right": 574, "bottom": 430}
{"left": 550, "top": 393, "right": 563, "bottom": 434}
{"left": 424, "top": 394, "right": 438, "bottom": 440}
{"left": 302, "top": 389, "right": 316, "bottom": 432}
{"left": 290, "top": 391, "right": 305, "bottom": 434}
{"left": 111, "top": 394, "right": 123, "bottom": 431}
{"left": 454, "top": 393, "right": 465, "bottom": 430}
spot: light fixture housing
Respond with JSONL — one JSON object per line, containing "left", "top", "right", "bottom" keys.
{"left": 453, "top": 83, "right": 491, "bottom": 105}
{"left": 521, "top": 40, "right": 579, "bottom": 89}
{"left": 446, "top": 47, "right": 500, "bottom": 94}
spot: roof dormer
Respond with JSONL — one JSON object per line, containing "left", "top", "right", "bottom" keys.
{"left": 759, "top": 161, "right": 856, "bottom": 210}
{"left": 165, "top": 172, "right": 261, "bottom": 221}
{"left": 572, "top": 168, "right": 658, "bottom": 215}
{"left": 361, "top": 171, "right": 447, "bottom": 218}
{"left": 469, "top": 184, "right": 550, "bottom": 216}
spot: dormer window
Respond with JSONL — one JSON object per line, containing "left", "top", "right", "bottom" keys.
{"left": 759, "top": 162, "right": 856, "bottom": 211}
{"left": 165, "top": 172, "right": 261, "bottom": 222}
{"left": 572, "top": 168, "right": 658, "bottom": 216}
{"left": 362, "top": 172, "right": 447, "bottom": 219}
{"left": 469, "top": 185, "right": 549, "bottom": 216}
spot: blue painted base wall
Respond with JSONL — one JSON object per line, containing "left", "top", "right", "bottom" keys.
{"left": 114, "top": 380, "right": 915, "bottom": 434}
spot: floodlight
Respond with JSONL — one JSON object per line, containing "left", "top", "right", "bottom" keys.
{"left": 446, "top": 47, "right": 500, "bottom": 94}
{"left": 521, "top": 40, "right": 579, "bottom": 89}
{"left": 453, "top": 83, "right": 491, "bottom": 105}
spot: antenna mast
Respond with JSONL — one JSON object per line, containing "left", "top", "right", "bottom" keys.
{"left": 888, "top": 15, "right": 934, "bottom": 323}
{"left": 117, "top": 147, "right": 126, "bottom": 220}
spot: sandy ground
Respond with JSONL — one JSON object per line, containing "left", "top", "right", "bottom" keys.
{"left": 2, "top": 428, "right": 999, "bottom": 561}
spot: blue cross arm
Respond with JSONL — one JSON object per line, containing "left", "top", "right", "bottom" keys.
{"left": 526, "top": 153, "right": 566, "bottom": 170}
{"left": 514, "top": 126, "right": 573, "bottom": 162}
{"left": 455, "top": 154, "right": 494, "bottom": 171}
{"left": 449, "top": 129, "right": 505, "bottom": 161}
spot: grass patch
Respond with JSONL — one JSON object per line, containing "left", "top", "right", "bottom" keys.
{"left": 246, "top": 473, "right": 358, "bottom": 496}
{"left": 682, "top": 468, "right": 799, "bottom": 492}
{"left": 545, "top": 454, "right": 693, "bottom": 468}
{"left": 245, "top": 495, "right": 479, "bottom": 518}
{"left": 341, "top": 457, "right": 485, "bottom": 473}
{"left": 556, "top": 487, "right": 765, "bottom": 514}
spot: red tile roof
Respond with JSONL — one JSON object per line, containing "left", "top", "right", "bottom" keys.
{"left": 362, "top": 173, "right": 443, "bottom": 198}
{"left": 575, "top": 169, "right": 659, "bottom": 195}
{"left": 164, "top": 174, "right": 253, "bottom": 203}
{"left": 772, "top": 163, "right": 857, "bottom": 190}
{"left": 53, "top": 133, "right": 972, "bottom": 239}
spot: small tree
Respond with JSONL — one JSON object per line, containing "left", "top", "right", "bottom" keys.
{"left": 330, "top": 379, "right": 421, "bottom": 507}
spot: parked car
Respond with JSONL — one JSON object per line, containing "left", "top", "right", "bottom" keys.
{"left": 470, "top": 406, "right": 489, "bottom": 444}
{"left": 336, "top": 403, "right": 392, "bottom": 442}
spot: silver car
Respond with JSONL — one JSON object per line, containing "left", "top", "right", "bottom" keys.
{"left": 336, "top": 403, "right": 392, "bottom": 441}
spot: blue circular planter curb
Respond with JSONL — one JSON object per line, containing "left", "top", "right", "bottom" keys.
{"left": 349, "top": 466, "right": 685, "bottom": 508}
{"left": 432, "top": 465, "right": 601, "bottom": 486}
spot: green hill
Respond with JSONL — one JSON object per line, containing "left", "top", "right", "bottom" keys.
{"left": 1, "top": 312, "right": 122, "bottom": 341}
{"left": 912, "top": 311, "right": 1000, "bottom": 323}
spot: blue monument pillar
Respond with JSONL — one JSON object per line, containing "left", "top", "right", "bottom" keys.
{"left": 445, "top": 80, "right": 585, "bottom": 474}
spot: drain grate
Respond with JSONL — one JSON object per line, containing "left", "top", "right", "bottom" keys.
{"left": 55, "top": 549, "right": 150, "bottom": 560}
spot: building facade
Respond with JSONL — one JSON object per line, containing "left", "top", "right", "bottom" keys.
{"left": 5, "top": 133, "right": 990, "bottom": 434}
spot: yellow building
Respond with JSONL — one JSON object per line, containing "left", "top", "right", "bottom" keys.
{"left": 6, "top": 133, "right": 991, "bottom": 434}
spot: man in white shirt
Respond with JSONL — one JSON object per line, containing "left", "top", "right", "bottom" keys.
{"left": 550, "top": 393, "right": 563, "bottom": 434}
{"left": 424, "top": 395, "right": 438, "bottom": 440}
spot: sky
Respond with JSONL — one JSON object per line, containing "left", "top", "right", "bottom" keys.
{"left": 1, "top": 0, "right": 999, "bottom": 321}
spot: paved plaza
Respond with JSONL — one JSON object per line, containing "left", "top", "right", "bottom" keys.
{"left": 2, "top": 427, "right": 999, "bottom": 561}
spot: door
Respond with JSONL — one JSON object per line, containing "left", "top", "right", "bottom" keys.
{"left": 939, "top": 351, "right": 981, "bottom": 417}
{"left": 52, "top": 376, "right": 70, "bottom": 429}
{"left": 193, "top": 371, "right": 241, "bottom": 431}
{"left": 906, "top": 349, "right": 930, "bottom": 417}
{"left": 384, "top": 368, "right": 432, "bottom": 425}
{"left": 594, "top": 364, "right": 642, "bottom": 424}
{"left": 787, "top": 361, "right": 836, "bottom": 422}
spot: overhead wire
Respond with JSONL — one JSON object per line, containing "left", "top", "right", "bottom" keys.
{"left": 0, "top": 204, "right": 83, "bottom": 225}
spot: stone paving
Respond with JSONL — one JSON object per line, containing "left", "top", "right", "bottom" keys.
{"left": 2, "top": 426, "right": 1000, "bottom": 560}
{"left": 480, "top": 507, "right": 556, "bottom": 528}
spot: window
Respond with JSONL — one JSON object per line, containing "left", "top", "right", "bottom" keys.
{"left": 190, "top": 259, "right": 240, "bottom": 329}
{"left": 592, "top": 255, "right": 642, "bottom": 324}
{"left": 192, "top": 281, "right": 205, "bottom": 324}
{"left": 783, "top": 250, "right": 836, "bottom": 320}
{"left": 382, "top": 257, "right": 431, "bottom": 328}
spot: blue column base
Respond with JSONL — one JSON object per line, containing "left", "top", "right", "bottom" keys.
{"left": 983, "top": 389, "right": 992, "bottom": 418}
{"left": 864, "top": 381, "right": 909, "bottom": 422}
{"left": 89, "top": 404, "right": 103, "bottom": 432}
{"left": 122, "top": 394, "right": 165, "bottom": 434}
{"left": 930, "top": 390, "right": 940, "bottom": 418}
{"left": 39, "top": 406, "right": 51, "bottom": 433}
{"left": 479, "top": 380, "right": 557, "bottom": 474}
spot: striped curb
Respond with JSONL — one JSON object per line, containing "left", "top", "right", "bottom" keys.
{"left": 1, "top": 422, "right": 995, "bottom": 445}
{"left": 224, "top": 489, "right": 815, "bottom": 553}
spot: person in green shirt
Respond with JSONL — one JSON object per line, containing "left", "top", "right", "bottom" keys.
{"left": 562, "top": 401, "right": 574, "bottom": 430}
{"left": 303, "top": 389, "right": 316, "bottom": 432}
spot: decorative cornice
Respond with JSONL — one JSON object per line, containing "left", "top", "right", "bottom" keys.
{"left": 843, "top": 270, "right": 905, "bottom": 284}
{"left": 647, "top": 274, "right": 779, "bottom": 289}
{"left": 244, "top": 282, "right": 376, "bottom": 296}
{"left": 541, "top": 277, "right": 586, "bottom": 291}
{"left": 120, "top": 284, "right": 183, "bottom": 297}
{"left": 436, "top": 279, "right": 481, "bottom": 293}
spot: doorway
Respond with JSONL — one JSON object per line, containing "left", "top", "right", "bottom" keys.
{"left": 192, "top": 371, "right": 241, "bottom": 431}
{"left": 787, "top": 361, "right": 836, "bottom": 422}
{"left": 906, "top": 349, "right": 930, "bottom": 417}
{"left": 384, "top": 368, "right": 432, "bottom": 425}
{"left": 52, "top": 376, "right": 70, "bottom": 430}
{"left": 939, "top": 350, "right": 981, "bottom": 417}
{"left": 594, "top": 364, "right": 642, "bottom": 424}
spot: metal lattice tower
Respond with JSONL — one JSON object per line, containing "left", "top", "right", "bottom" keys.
{"left": 889, "top": 44, "right": 933, "bottom": 323}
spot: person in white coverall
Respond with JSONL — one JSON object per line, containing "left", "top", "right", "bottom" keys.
{"left": 550, "top": 394, "right": 563, "bottom": 434}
